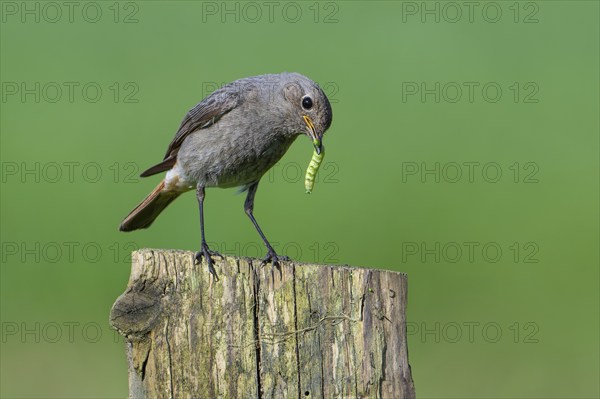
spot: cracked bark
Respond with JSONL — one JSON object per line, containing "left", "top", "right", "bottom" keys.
{"left": 110, "top": 249, "right": 416, "bottom": 399}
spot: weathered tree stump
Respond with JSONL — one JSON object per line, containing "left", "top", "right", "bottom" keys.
{"left": 110, "top": 249, "right": 415, "bottom": 399}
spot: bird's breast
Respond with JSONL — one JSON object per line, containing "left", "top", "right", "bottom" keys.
{"left": 177, "top": 125, "right": 298, "bottom": 189}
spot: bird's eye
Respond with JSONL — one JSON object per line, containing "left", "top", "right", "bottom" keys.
{"left": 302, "top": 96, "right": 313, "bottom": 110}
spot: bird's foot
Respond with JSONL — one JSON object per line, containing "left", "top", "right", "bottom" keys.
{"left": 194, "top": 243, "right": 223, "bottom": 280}
{"left": 260, "top": 248, "right": 290, "bottom": 270}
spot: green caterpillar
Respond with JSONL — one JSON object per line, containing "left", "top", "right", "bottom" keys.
{"left": 305, "top": 140, "right": 325, "bottom": 194}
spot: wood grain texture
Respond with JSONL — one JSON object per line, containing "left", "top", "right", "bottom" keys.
{"left": 110, "top": 249, "right": 415, "bottom": 399}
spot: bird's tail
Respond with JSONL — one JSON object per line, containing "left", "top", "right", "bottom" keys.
{"left": 119, "top": 181, "right": 180, "bottom": 232}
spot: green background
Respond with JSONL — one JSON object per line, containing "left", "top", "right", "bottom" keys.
{"left": 1, "top": 1, "right": 598, "bottom": 398}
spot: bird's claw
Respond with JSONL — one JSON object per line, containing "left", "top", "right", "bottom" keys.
{"left": 260, "top": 249, "right": 289, "bottom": 270}
{"left": 194, "top": 244, "right": 222, "bottom": 280}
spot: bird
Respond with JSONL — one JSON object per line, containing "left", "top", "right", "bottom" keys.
{"left": 119, "top": 73, "right": 333, "bottom": 279}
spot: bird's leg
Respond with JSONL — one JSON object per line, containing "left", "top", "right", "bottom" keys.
{"left": 194, "top": 185, "right": 223, "bottom": 280}
{"left": 244, "top": 181, "right": 289, "bottom": 269}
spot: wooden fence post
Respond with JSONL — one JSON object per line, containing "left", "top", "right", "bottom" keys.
{"left": 110, "top": 249, "right": 415, "bottom": 398}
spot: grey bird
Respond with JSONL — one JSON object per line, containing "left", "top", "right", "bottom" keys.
{"left": 119, "top": 73, "right": 333, "bottom": 278}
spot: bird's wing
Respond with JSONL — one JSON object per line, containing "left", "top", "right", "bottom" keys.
{"left": 140, "top": 88, "right": 240, "bottom": 177}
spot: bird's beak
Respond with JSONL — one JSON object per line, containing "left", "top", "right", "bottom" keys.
{"left": 303, "top": 115, "right": 323, "bottom": 155}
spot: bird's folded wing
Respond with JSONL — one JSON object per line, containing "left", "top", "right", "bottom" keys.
{"left": 140, "top": 88, "right": 240, "bottom": 178}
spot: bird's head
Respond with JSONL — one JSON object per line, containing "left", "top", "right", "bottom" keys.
{"left": 280, "top": 73, "right": 333, "bottom": 155}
